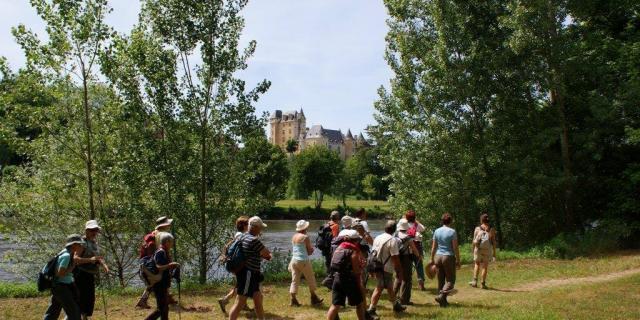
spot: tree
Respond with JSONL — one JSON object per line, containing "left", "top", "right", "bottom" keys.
{"left": 240, "top": 136, "right": 289, "bottom": 214}
{"left": 289, "top": 145, "right": 343, "bottom": 209}
{"left": 285, "top": 138, "right": 299, "bottom": 156}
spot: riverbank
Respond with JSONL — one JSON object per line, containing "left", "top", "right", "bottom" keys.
{"left": 263, "top": 199, "right": 391, "bottom": 219}
{"left": 1, "top": 251, "right": 639, "bottom": 319}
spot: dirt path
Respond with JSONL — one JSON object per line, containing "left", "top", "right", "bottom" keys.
{"left": 510, "top": 267, "right": 640, "bottom": 292}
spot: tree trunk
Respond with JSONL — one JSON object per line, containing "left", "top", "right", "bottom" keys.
{"left": 199, "top": 128, "right": 208, "bottom": 284}
{"left": 82, "top": 72, "right": 96, "bottom": 219}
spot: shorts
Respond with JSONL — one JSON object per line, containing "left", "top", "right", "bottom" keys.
{"left": 331, "top": 274, "right": 363, "bottom": 307}
{"left": 236, "top": 268, "right": 263, "bottom": 298}
{"left": 374, "top": 271, "right": 393, "bottom": 288}
{"left": 474, "top": 249, "right": 492, "bottom": 264}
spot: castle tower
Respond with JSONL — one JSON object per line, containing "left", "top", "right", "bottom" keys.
{"left": 344, "top": 129, "right": 354, "bottom": 159}
{"left": 269, "top": 108, "right": 306, "bottom": 152}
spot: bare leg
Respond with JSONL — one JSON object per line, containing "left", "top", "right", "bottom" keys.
{"left": 253, "top": 291, "right": 265, "bottom": 319}
{"left": 481, "top": 261, "right": 489, "bottom": 284}
{"left": 326, "top": 305, "right": 341, "bottom": 320}
{"left": 356, "top": 302, "right": 366, "bottom": 320}
{"left": 228, "top": 295, "right": 247, "bottom": 320}
{"left": 369, "top": 287, "right": 382, "bottom": 309}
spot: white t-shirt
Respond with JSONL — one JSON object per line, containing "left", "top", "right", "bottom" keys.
{"left": 234, "top": 232, "right": 243, "bottom": 240}
{"left": 372, "top": 233, "right": 400, "bottom": 273}
{"left": 360, "top": 220, "right": 370, "bottom": 233}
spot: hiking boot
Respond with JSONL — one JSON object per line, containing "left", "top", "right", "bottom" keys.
{"left": 419, "top": 279, "right": 426, "bottom": 291}
{"left": 310, "top": 294, "right": 324, "bottom": 306}
{"left": 290, "top": 297, "right": 301, "bottom": 307}
{"left": 469, "top": 279, "right": 478, "bottom": 288}
{"left": 393, "top": 301, "right": 406, "bottom": 312}
{"left": 217, "top": 298, "right": 228, "bottom": 315}
{"left": 435, "top": 295, "right": 449, "bottom": 308}
{"left": 136, "top": 299, "right": 151, "bottom": 309}
{"left": 481, "top": 282, "right": 488, "bottom": 290}
{"left": 365, "top": 309, "right": 379, "bottom": 320}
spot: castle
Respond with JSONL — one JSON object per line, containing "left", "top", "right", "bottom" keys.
{"left": 269, "top": 109, "right": 369, "bottom": 160}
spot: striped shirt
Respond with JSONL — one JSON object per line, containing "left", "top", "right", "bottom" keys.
{"left": 241, "top": 233, "right": 266, "bottom": 272}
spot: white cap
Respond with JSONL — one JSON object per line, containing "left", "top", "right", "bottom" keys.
{"left": 296, "top": 220, "right": 310, "bottom": 231}
{"left": 397, "top": 218, "right": 410, "bottom": 231}
{"left": 341, "top": 215, "right": 353, "bottom": 228}
{"left": 249, "top": 216, "right": 268, "bottom": 228}
{"left": 339, "top": 229, "right": 361, "bottom": 240}
{"left": 85, "top": 220, "right": 101, "bottom": 230}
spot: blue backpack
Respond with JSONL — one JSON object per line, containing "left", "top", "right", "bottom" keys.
{"left": 224, "top": 235, "right": 246, "bottom": 274}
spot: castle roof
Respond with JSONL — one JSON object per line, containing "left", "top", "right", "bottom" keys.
{"left": 346, "top": 129, "right": 353, "bottom": 139}
{"left": 307, "top": 125, "right": 344, "bottom": 144}
{"left": 271, "top": 108, "right": 305, "bottom": 121}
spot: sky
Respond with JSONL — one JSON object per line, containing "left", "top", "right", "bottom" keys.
{"left": 0, "top": 0, "right": 393, "bottom": 137}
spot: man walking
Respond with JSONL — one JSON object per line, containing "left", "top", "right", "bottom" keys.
{"left": 326, "top": 230, "right": 366, "bottom": 320}
{"left": 74, "top": 220, "right": 109, "bottom": 320}
{"left": 320, "top": 211, "right": 340, "bottom": 288}
{"left": 367, "top": 220, "right": 405, "bottom": 319}
{"left": 229, "top": 216, "right": 272, "bottom": 320}
{"left": 393, "top": 218, "right": 421, "bottom": 306}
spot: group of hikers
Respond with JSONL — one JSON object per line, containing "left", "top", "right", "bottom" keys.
{"left": 41, "top": 209, "right": 498, "bottom": 320}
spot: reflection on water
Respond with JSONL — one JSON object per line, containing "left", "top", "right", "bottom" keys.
{"left": 0, "top": 220, "right": 389, "bottom": 282}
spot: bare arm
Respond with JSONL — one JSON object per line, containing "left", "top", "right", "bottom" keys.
{"left": 304, "top": 236, "right": 314, "bottom": 255}
{"left": 491, "top": 229, "right": 498, "bottom": 258}
{"left": 430, "top": 239, "right": 437, "bottom": 263}
{"left": 260, "top": 247, "right": 272, "bottom": 261}
{"left": 391, "top": 254, "right": 402, "bottom": 278}
{"left": 453, "top": 238, "right": 461, "bottom": 269}
{"left": 409, "top": 240, "right": 421, "bottom": 260}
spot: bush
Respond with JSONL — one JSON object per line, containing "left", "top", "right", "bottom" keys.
{"left": 0, "top": 282, "right": 42, "bottom": 298}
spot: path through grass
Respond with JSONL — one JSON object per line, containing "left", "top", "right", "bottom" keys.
{"left": 1, "top": 251, "right": 639, "bottom": 319}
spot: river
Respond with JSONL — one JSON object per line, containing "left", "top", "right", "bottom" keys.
{"left": 0, "top": 219, "right": 388, "bottom": 283}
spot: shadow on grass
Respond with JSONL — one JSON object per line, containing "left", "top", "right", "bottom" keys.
{"left": 264, "top": 312, "right": 295, "bottom": 319}
{"left": 486, "top": 287, "right": 527, "bottom": 293}
{"left": 446, "top": 302, "right": 500, "bottom": 310}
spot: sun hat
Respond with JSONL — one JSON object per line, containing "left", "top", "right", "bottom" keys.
{"left": 426, "top": 261, "right": 438, "bottom": 280}
{"left": 397, "top": 218, "right": 410, "bottom": 231}
{"left": 296, "top": 220, "right": 310, "bottom": 232}
{"left": 155, "top": 216, "right": 173, "bottom": 230}
{"left": 339, "top": 229, "right": 361, "bottom": 240}
{"left": 65, "top": 234, "right": 85, "bottom": 248}
{"left": 341, "top": 215, "right": 353, "bottom": 228}
{"left": 85, "top": 220, "right": 101, "bottom": 231}
{"left": 249, "top": 216, "right": 268, "bottom": 228}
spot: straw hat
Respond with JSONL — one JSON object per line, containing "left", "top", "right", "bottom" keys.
{"left": 65, "top": 234, "right": 85, "bottom": 248}
{"left": 155, "top": 216, "right": 173, "bottom": 230}
{"left": 249, "top": 216, "right": 268, "bottom": 228}
{"left": 341, "top": 215, "right": 353, "bottom": 228}
{"left": 85, "top": 220, "right": 101, "bottom": 231}
{"left": 397, "top": 218, "right": 410, "bottom": 231}
{"left": 426, "top": 261, "right": 438, "bottom": 280}
{"left": 339, "top": 229, "right": 361, "bottom": 240}
{"left": 296, "top": 220, "right": 310, "bottom": 232}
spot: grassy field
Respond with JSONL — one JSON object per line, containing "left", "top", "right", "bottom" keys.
{"left": 1, "top": 251, "right": 639, "bottom": 319}
{"left": 275, "top": 199, "right": 390, "bottom": 211}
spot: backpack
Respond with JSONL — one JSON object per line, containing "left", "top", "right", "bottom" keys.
{"left": 476, "top": 227, "right": 492, "bottom": 251}
{"left": 330, "top": 245, "right": 355, "bottom": 275}
{"left": 37, "top": 252, "right": 63, "bottom": 292}
{"left": 315, "top": 222, "right": 334, "bottom": 252}
{"left": 397, "top": 235, "right": 412, "bottom": 256}
{"left": 406, "top": 223, "right": 418, "bottom": 238}
{"left": 224, "top": 234, "right": 246, "bottom": 274}
{"left": 366, "top": 237, "right": 392, "bottom": 273}
{"left": 139, "top": 232, "right": 156, "bottom": 258}
{"left": 330, "top": 235, "right": 346, "bottom": 258}
{"left": 139, "top": 254, "right": 162, "bottom": 287}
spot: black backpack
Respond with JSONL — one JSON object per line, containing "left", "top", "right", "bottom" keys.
{"left": 330, "top": 245, "right": 354, "bottom": 274}
{"left": 37, "top": 252, "right": 63, "bottom": 292}
{"left": 224, "top": 234, "right": 247, "bottom": 274}
{"left": 366, "top": 238, "right": 392, "bottom": 273}
{"left": 315, "top": 223, "right": 333, "bottom": 252}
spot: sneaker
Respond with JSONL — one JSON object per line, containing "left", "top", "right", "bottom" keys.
{"left": 435, "top": 295, "right": 448, "bottom": 308}
{"left": 481, "top": 282, "right": 488, "bottom": 290}
{"left": 217, "top": 298, "right": 228, "bottom": 315}
{"left": 365, "top": 309, "right": 379, "bottom": 320}
{"left": 311, "top": 295, "right": 324, "bottom": 306}
{"left": 366, "top": 308, "right": 378, "bottom": 317}
{"left": 393, "top": 301, "right": 406, "bottom": 312}
{"left": 469, "top": 279, "right": 478, "bottom": 288}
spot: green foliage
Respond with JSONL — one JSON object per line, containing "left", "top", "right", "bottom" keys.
{"left": 374, "top": 0, "right": 640, "bottom": 248}
{"left": 288, "top": 145, "right": 343, "bottom": 208}
{"left": 240, "top": 137, "right": 289, "bottom": 214}
{"left": 285, "top": 139, "right": 298, "bottom": 154}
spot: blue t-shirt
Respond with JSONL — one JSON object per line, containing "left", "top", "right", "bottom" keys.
{"left": 433, "top": 226, "right": 457, "bottom": 256}
{"left": 55, "top": 249, "right": 74, "bottom": 284}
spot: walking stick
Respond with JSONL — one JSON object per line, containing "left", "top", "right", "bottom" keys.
{"left": 98, "top": 270, "right": 108, "bottom": 320}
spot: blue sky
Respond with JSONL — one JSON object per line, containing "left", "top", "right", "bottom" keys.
{"left": 0, "top": 0, "right": 392, "bottom": 137}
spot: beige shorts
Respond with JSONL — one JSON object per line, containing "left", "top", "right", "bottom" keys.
{"left": 474, "top": 249, "right": 492, "bottom": 264}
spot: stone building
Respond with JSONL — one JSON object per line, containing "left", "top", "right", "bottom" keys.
{"left": 269, "top": 108, "right": 369, "bottom": 160}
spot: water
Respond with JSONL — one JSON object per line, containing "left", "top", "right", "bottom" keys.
{"left": 0, "top": 219, "right": 388, "bottom": 282}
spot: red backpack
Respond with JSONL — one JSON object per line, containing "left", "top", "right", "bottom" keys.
{"left": 139, "top": 232, "right": 156, "bottom": 258}
{"left": 406, "top": 223, "right": 418, "bottom": 238}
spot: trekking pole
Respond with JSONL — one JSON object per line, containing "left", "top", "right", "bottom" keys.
{"left": 98, "top": 271, "right": 108, "bottom": 320}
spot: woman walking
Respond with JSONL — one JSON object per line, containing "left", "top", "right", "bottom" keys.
{"left": 145, "top": 232, "right": 180, "bottom": 320}
{"left": 429, "top": 213, "right": 460, "bottom": 307}
{"left": 469, "top": 213, "right": 497, "bottom": 289}
{"left": 289, "top": 220, "right": 323, "bottom": 307}
{"left": 218, "top": 216, "right": 251, "bottom": 314}
{"left": 404, "top": 210, "right": 426, "bottom": 291}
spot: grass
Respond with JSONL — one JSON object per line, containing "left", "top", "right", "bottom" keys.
{"left": 275, "top": 198, "right": 390, "bottom": 211}
{"left": 1, "top": 251, "right": 639, "bottom": 319}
